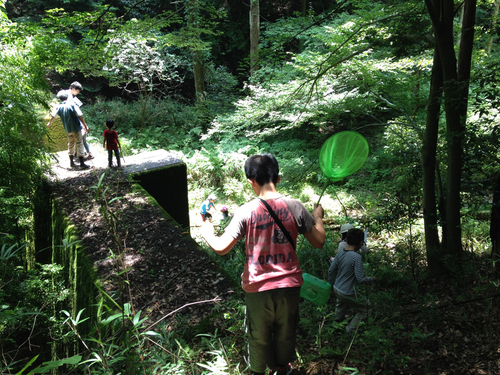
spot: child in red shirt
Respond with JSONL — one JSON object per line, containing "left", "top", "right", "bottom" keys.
{"left": 102, "top": 119, "right": 121, "bottom": 168}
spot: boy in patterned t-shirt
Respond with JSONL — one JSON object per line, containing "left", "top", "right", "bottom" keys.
{"left": 202, "top": 154, "right": 325, "bottom": 375}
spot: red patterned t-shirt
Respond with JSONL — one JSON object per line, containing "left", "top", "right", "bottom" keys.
{"left": 224, "top": 196, "right": 315, "bottom": 293}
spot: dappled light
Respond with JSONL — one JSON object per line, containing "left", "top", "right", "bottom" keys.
{"left": 1, "top": 0, "right": 500, "bottom": 374}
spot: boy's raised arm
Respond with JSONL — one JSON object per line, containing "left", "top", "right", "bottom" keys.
{"left": 303, "top": 204, "right": 325, "bottom": 248}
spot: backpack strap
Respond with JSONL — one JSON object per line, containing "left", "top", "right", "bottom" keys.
{"left": 259, "top": 198, "right": 296, "bottom": 251}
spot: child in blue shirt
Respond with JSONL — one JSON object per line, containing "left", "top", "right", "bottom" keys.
{"left": 200, "top": 194, "right": 217, "bottom": 222}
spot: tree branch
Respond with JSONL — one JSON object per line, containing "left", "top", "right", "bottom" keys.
{"left": 144, "top": 297, "right": 222, "bottom": 332}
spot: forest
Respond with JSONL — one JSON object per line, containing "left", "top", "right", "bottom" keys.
{"left": 1, "top": 0, "right": 500, "bottom": 374}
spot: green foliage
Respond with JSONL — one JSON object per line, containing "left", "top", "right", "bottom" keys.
{"left": 0, "top": 247, "right": 70, "bottom": 373}
{"left": 90, "top": 173, "right": 132, "bottom": 311}
{"left": 205, "top": 65, "right": 240, "bottom": 115}
{"left": 196, "top": 330, "right": 246, "bottom": 374}
{"left": 61, "top": 302, "right": 149, "bottom": 374}
{"left": 462, "top": 56, "right": 500, "bottom": 196}
{"left": 0, "top": 243, "right": 25, "bottom": 261}
{"left": 84, "top": 97, "right": 205, "bottom": 151}
{"left": 103, "top": 32, "right": 190, "bottom": 97}
{"left": 0, "top": 0, "right": 6, "bottom": 21}
{"left": 184, "top": 143, "right": 248, "bottom": 196}
{"left": 0, "top": 18, "right": 51, "bottom": 246}
{"left": 6, "top": 0, "right": 97, "bottom": 22}
{"left": 200, "top": 238, "right": 246, "bottom": 286}
{"left": 54, "top": 297, "right": 248, "bottom": 374}
{"left": 204, "top": 50, "right": 429, "bottom": 143}
{"left": 30, "top": 6, "right": 186, "bottom": 80}
{"left": 28, "top": 355, "right": 83, "bottom": 374}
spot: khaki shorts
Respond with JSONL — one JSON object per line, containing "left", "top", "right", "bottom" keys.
{"left": 245, "top": 287, "right": 300, "bottom": 373}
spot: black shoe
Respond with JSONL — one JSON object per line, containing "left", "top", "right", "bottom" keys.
{"left": 69, "top": 155, "right": 76, "bottom": 168}
{"left": 79, "top": 156, "right": 90, "bottom": 169}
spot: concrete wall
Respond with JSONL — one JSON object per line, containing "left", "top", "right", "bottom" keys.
{"left": 131, "top": 162, "right": 190, "bottom": 230}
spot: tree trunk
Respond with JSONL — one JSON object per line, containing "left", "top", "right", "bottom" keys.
{"left": 249, "top": 0, "right": 259, "bottom": 75}
{"left": 491, "top": 174, "right": 500, "bottom": 271}
{"left": 193, "top": 50, "right": 205, "bottom": 103}
{"left": 447, "top": 0, "right": 476, "bottom": 256}
{"left": 425, "top": 0, "right": 461, "bottom": 261}
{"left": 189, "top": 0, "right": 205, "bottom": 102}
{"left": 487, "top": 1, "right": 500, "bottom": 54}
{"left": 423, "top": 47, "right": 443, "bottom": 276}
{"left": 436, "top": 159, "right": 447, "bottom": 251}
{"left": 457, "top": 0, "right": 476, "bottom": 95}
{"left": 436, "top": 0, "right": 462, "bottom": 259}
{"left": 424, "top": 0, "right": 476, "bottom": 273}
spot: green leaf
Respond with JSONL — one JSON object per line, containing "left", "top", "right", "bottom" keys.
{"left": 14, "top": 355, "right": 39, "bottom": 375}
{"left": 100, "top": 312, "right": 124, "bottom": 326}
{"left": 30, "top": 356, "right": 82, "bottom": 374}
{"left": 142, "top": 330, "right": 162, "bottom": 337}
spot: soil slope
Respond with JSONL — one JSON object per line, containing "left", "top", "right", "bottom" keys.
{"left": 48, "top": 161, "right": 237, "bottom": 330}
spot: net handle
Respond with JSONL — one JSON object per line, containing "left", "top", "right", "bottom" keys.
{"left": 317, "top": 179, "right": 330, "bottom": 206}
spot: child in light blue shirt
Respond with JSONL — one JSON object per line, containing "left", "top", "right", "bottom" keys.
{"left": 200, "top": 194, "right": 217, "bottom": 222}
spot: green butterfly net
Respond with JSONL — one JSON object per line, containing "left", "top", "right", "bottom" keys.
{"left": 319, "top": 131, "right": 369, "bottom": 182}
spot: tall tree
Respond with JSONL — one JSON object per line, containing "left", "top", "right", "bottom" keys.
{"left": 249, "top": 0, "right": 259, "bottom": 75}
{"left": 422, "top": 47, "right": 444, "bottom": 275}
{"left": 188, "top": 0, "right": 206, "bottom": 102}
{"left": 487, "top": 0, "right": 500, "bottom": 53}
{"left": 491, "top": 174, "right": 500, "bottom": 271}
{"left": 423, "top": 0, "right": 477, "bottom": 274}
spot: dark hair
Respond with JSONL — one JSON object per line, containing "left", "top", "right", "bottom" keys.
{"left": 56, "top": 90, "right": 68, "bottom": 101}
{"left": 69, "top": 81, "right": 83, "bottom": 91}
{"left": 346, "top": 228, "right": 364, "bottom": 246}
{"left": 106, "top": 119, "right": 115, "bottom": 129}
{"left": 244, "top": 154, "right": 279, "bottom": 186}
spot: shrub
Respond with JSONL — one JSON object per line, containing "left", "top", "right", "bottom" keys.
{"left": 0, "top": 249, "right": 70, "bottom": 372}
{"left": 83, "top": 97, "right": 201, "bottom": 152}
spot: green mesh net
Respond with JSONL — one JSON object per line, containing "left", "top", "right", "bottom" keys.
{"left": 319, "top": 131, "right": 369, "bottom": 182}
